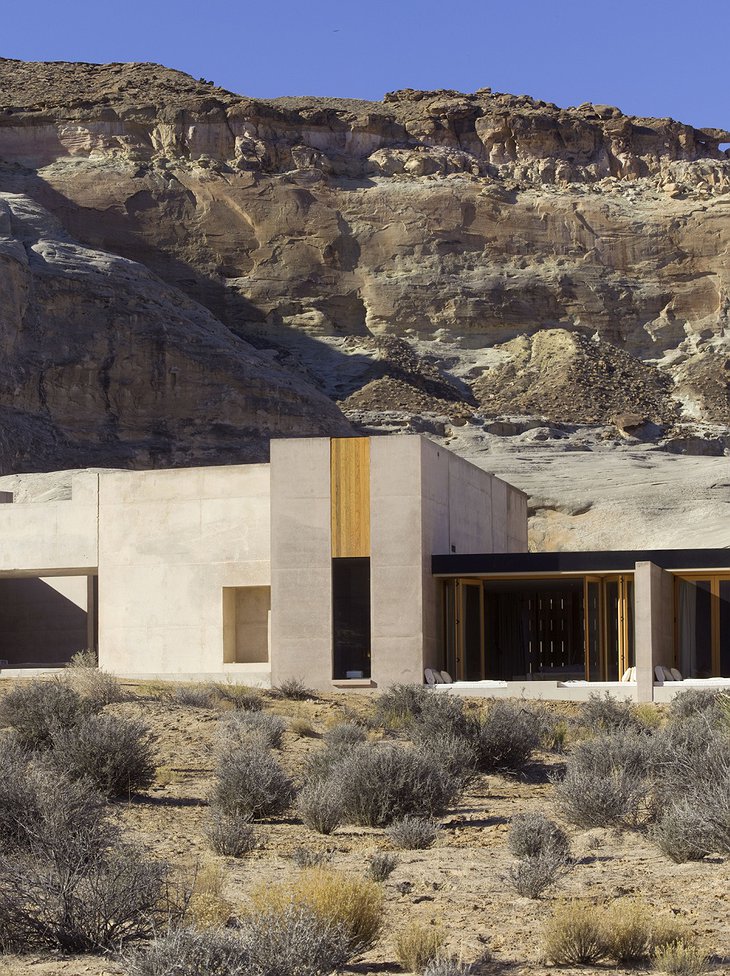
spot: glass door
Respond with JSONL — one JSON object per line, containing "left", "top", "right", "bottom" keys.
{"left": 720, "top": 580, "right": 730, "bottom": 677}
{"left": 584, "top": 577, "right": 601, "bottom": 681}
{"left": 457, "top": 580, "right": 484, "bottom": 681}
{"left": 676, "top": 575, "right": 730, "bottom": 678}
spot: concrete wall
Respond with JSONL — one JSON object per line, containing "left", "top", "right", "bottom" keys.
{"left": 98, "top": 464, "right": 270, "bottom": 676}
{"left": 270, "top": 438, "right": 332, "bottom": 689}
{"left": 634, "top": 560, "right": 674, "bottom": 702}
{"left": 420, "top": 438, "right": 529, "bottom": 675}
{"left": 270, "top": 434, "right": 529, "bottom": 690}
{"left": 0, "top": 472, "right": 98, "bottom": 575}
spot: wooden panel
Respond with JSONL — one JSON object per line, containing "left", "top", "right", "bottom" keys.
{"left": 331, "top": 438, "right": 370, "bottom": 558}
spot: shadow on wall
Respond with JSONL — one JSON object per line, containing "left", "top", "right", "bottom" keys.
{"left": 0, "top": 578, "right": 89, "bottom": 667}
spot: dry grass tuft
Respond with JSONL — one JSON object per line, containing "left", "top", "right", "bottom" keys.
{"left": 187, "top": 862, "right": 233, "bottom": 929}
{"left": 542, "top": 900, "right": 608, "bottom": 965}
{"left": 394, "top": 921, "right": 446, "bottom": 973}
{"left": 250, "top": 867, "right": 383, "bottom": 953}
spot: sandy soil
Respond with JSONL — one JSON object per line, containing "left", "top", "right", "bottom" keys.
{"left": 1, "top": 686, "right": 728, "bottom": 976}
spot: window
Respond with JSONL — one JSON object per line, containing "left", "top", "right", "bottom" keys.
{"left": 332, "top": 557, "right": 371, "bottom": 679}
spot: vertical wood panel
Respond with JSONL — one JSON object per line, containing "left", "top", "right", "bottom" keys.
{"left": 331, "top": 438, "right": 370, "bottom": 557}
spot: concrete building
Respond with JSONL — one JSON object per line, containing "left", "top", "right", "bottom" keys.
{"left": 0, "top": 435, "right": 727, "bottom": 702}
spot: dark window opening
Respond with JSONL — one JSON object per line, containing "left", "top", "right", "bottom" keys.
{"left": 332, "top": 557, "right": 371, "bottom": 680}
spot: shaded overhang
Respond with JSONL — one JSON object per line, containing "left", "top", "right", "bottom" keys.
{"left": 432, "top": 548, "right": 730, "bottom": 577}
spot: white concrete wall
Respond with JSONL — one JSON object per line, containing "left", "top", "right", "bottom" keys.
{"left": 0, "top": 472, "right": 98, "bottom": 575}
{"left": 98, "top": 464, "right": 270, "bottom": 676}
{"left": 634, "top": 560, "right": 674, "bottom": 702}
{"left": 420, "top": 438, "right": 529, "bottom": 674}
{"left": 370, "top": 437, "right": 425, "bottom": 686}
{"left": 270, "top": 438, "right": 332, "bottom": 688}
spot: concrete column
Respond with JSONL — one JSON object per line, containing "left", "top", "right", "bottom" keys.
{"left": 370, "top": 436, "right": 424, "bottom": 686}
{"left": 270, "top": 438, "right": 333, "bottom": 689}
{"left": 634, "top": 561, "right": 673, "bottom": 703}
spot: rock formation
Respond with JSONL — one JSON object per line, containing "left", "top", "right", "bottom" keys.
{"left": 0, "top": 58, "right": 728, "bottom": 543}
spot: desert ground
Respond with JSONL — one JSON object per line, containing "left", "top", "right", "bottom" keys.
{"left": 0, "top": 679, "right": 728, "bottom": 976}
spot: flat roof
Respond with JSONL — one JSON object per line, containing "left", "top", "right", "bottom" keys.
{"left": 432, "top": 548, "right": 730, "bottom": 576}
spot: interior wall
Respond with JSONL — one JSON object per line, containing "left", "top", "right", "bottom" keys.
{"left": 0, "top": 576, "right": 89, "bottom": 666}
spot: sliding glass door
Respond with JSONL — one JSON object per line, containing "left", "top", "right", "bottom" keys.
{"left": 677, "top": 575, "right": 730, "bottom": 678}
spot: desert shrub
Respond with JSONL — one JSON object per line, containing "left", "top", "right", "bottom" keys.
{"left": 211, "top": 745, "right": 294, "bottom": 819}
{"left": 386, "top": 815, "right": 440, "bottom": 850}
{"left": 273, "top": 677, "right": 313, "bottom": 700}
{"left": 411, "top": 693, "right": 478, "bottom": 742}
{"left": 0, "top": 762, "right": 109, "bottom": 859}
{"left": 553, "top": 764, "right": 646, "bottom": 828}
{"left": 125, "top": 905, "right": 350, "bottom": 976}
{"left": 542, "top": 901, "right": 608, "bottom": 965}
{"left": 290, "top": 717, "right": 318, "bottom": 738}
{"left": 423, "top": 958, "right": 474, "bottom": 976}
{"left": 69, "top": 648, "right": 98, "bottom": 669}
{"left": 366, "top": 851, "right": 398, "bottom": 882}
{"left": 634, "top": 703, "right": 663, "bottom": 730}
{"left": 251, "top": 868, "right": 383, "bottom": 954}
{"left": 212, "top": 683, "right": 264, "bottom": 711}
{"left": 123, "top": 927, "right": 251, "bottom": 976}
{"left": 217, "top": 711, "right": 286, "bottom": 750}
{"left": 323, "top": 721, "right": 367, "bottom": 749}
{"left": 330, "top": 742, "right": 460, "bottom": 827}
{"left": 372, "top": 683, "right": 430, "bottom": 729}
{"left": 187, "top": 862, "right": 232, "bottom": 928}
{"left": 579, "top": 692, "right": 646, "bottom": 733}
{"left": 508, "top": 812, "right": 570, "bottom": 860}
{"left": 506, "top": 849, "right": 567, "bottom": 899}
{"left": 49, "top": 712, "right": 156, "bottom": 799}
{"left": 553, "top": 731, "right": 657, "bottom": 828}
{"left": 291, "top": 847, "right": 331, "bottom": 869}
{"left": 652, "top": 800, "right": 708, "bottom": 862}
{"left": 654, "top": 721, "right": 730, "bottom": 855}
{"left": 203, "top": 810, "right": 258, "bottom": 858}
{"left": 66, "top": 660, "right": 127, "bottom": 707}
{"left": 168, "top": 683, "right": 218, "bottom": 708}
{"left": 539, "top": 713, "right": 570, "bottom": 753}
{"left": 652, "top": 940, "right": 709, "bottom": 975}
{"left": 394, "top": 922, "right": 445, "bottom": 973}
{"left": 0, "top": 842, "right": 175, "bottom": 953}
{"left": 476, "top": 699, "right": 541, "bottom": 772}
{"left": 242, "top": 903, "right": 349, "bottom": 975}
{"left": 602, "top": 899, "right": 654, "bottom": 964}
{"left": 297, "top": 779, "right": 344, "bottom": 835}
{"left": 667, "top": 688, "right": 726, "bottom": 724}
{"left": 0, "top": 678, "right": 100, "bottom": 750}
{"left": 431, "top": 731, "right": 480, "bottom": 786}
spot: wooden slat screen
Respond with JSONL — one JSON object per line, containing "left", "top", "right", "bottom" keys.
{"left": 330, "top": 438, "right": 370, "bottom": 558}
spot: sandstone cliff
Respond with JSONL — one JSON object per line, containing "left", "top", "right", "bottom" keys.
{"left": 0, "top": 59, "right": 728, "bottom": 542}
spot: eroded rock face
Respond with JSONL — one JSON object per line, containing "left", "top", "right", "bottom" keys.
{"left": 0, "top": 191, "right": 349, "bottom": 471}
{"left": 0, "top": 58, "right": 728, "bottom": 474}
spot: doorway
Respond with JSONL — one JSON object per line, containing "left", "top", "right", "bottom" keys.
{"left": 676, "top": 575, "right": 730, "bottom": 677}
{"left": 442, "top": 575, "right": 634, "bottom": 682}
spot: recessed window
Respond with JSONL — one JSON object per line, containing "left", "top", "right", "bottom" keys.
{"left": 332, "top": 557, "right": 371, "bottom": 680}
{"left": 223, "top": 587, "right": 270, "bottom": 664}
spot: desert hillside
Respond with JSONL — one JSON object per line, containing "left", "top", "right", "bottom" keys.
{"left": 0, "top": 59, "right": 728, "bottom": 546}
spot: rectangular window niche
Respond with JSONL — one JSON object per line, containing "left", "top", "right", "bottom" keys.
{"left": 223, "top": 586, "right": 271, "bottom": 664}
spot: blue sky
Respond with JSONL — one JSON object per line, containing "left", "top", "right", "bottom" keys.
{"left": 3, "top": 0, "right": 729, "bottom": 131}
